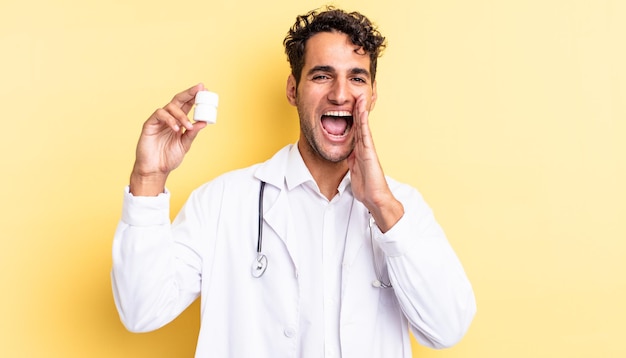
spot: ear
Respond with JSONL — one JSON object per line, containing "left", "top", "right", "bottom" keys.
{"left": 369, "top": 80, "right": 378, "bottom": 111}
{"left": 286, "top": 74, "right": 297, "bottom": 106}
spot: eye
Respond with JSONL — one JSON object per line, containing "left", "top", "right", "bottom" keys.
{"left": 351, "top": 77, "right": 367, "bottom": 84}
{"left": 313, "top": 74, "right": 330, "bottom": 81}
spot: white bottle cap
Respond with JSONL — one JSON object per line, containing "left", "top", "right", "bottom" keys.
{"left": 194, "top": 91, "right": 219, "bottom": 123}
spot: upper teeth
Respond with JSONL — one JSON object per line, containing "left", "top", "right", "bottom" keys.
{"left": 324, "top": 111, "right": 352, "bottom": 117}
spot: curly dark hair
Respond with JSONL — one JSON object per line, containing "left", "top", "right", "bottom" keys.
{"left": 283, "top": 6, "right": 387, "bottom": 86}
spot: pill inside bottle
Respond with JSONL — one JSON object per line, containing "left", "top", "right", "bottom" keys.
{"left": 193, "top": 91, "right": 219, "bottom": 123}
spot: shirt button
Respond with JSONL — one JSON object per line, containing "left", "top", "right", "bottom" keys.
{"left": 284, "top": 327, "right": 295, "bottom": 338}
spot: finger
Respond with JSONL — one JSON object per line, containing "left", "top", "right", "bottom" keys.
{"left": 354, "top": 94, "right": 373, "bottom": 147}
{"left": 150, "top": 107, "right": 183, "bottom": 132}
{"left": 353, "top": 95, "right": 364, "bottom": 143}
{"left": 150, "top": 84, "right": 204, "bottom": 132}
{"left": 181, "top": 121, "right": 208, "bottom": 150}
{"left": 163, "top": 101, "right": 195, "bottom": 131}
{"left": 170, "top": 83, "right": 205, "bottom": 114}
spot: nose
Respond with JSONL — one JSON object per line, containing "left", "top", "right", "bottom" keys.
{"left": 327, "top": 79, "right": 351, "bottom": 104}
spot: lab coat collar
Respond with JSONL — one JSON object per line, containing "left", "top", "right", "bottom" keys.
{"left": 253, "top": 144, "right": 292, "bottom": 188}
{"left": 285, "top": 143, "right": 316, "bottom": 192}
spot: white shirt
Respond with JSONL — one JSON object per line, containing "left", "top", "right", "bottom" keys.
{"left": 285, "top": 145, "right": 353, "bottom": 357}
{"left": 111, "top": 144, "right": 476, "bottom": 358}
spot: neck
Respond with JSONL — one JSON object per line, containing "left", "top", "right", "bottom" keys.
{"left": 297, "top": 141, "right": 349, "bottom": 200}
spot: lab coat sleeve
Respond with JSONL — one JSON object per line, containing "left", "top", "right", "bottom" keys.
{"left": 373, "top": 183, "right": 476, "bottom": 349}
{"left": 111, "top": 184, "right": 216, "bottom": 332}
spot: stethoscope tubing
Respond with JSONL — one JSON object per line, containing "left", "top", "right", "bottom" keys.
{"left": 257, "top": 181, "right": 266, "bottom": 254}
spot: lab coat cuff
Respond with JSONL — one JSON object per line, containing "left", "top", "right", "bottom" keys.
{"left": 373, "top": 214, "right": 415, "bottom": 257}
{"left": 122, "top": 186, "right": 171, "bottom": 226}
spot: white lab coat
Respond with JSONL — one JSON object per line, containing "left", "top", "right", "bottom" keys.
{"left": 112, "top": 144, "right": 476, "bottom": 358}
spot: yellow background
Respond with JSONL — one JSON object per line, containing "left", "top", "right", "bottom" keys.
{"left": 1, "top": 0, "right": 624, "bottom": 356}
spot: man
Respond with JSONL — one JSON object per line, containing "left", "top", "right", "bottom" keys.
{"left": 112, "top": 7, "right": 476, "bottom": 357}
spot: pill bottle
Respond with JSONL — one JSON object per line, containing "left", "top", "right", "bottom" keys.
{"left": 194, "top": 91, "right": 219, "bottom": 123}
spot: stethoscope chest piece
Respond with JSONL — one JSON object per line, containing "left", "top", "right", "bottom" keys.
{"left": 251, "top": 253, "right": 268, "bottom": 278}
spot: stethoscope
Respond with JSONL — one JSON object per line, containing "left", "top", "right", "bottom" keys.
{"left": 252, "top": 181, "right": 392, "bottom": 289}
{"left": 251, "top": 181, "right": 269, "bottom": 278}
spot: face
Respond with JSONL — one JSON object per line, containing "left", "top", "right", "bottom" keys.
{"left": 287, "top": 31, "right": 378, "bottom": 165}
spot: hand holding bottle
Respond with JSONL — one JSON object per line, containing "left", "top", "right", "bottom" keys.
{"left": 130, "top": 83, "right": 208, "bottom": 196}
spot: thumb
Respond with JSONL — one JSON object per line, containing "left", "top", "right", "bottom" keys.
{"left": 181, "top": 121, "right": 208, "bottom": 150}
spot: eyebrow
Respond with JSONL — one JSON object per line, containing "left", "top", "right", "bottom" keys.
{"left": 349, "top": 67, "right": 371, "bottom": 78}
{"left": 307, "top": 65, "right": 371, "bottom": 78}
{"left": 307, "top": 65, "right": 334, "bottom": 75}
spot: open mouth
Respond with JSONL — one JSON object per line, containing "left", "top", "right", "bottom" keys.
{"left": 321, "top": 111, "right": 353, "bottom": 137}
